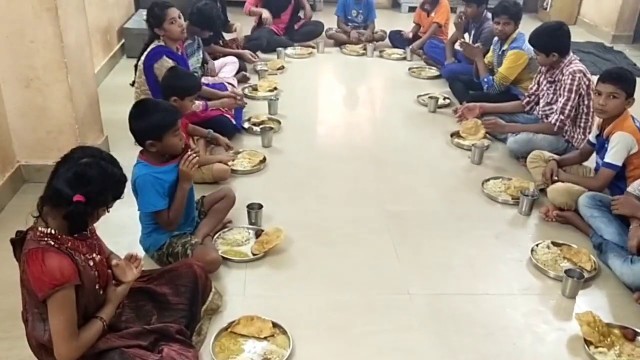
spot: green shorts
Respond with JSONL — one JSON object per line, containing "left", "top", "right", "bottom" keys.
{"left": 148, "top": 196, "right": 208, "bottom": 267}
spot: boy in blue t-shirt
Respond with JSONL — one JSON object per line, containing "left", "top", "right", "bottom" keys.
{"left": 325, "top": 0, "right": 387, "bottom": 46}
{"left": 129, "top": 98, "right": 236, "bottom": 273}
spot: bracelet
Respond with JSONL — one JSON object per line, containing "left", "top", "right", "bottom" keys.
{"left": 93, "top": 315, "right": 108, "bottom": 332}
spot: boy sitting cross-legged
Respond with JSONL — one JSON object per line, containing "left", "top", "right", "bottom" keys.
{"left": 325, "top": 0, "right": 387, "bottom": 46}
{"left": 161, "top": 65, "right": 236, "bottom": 184}
{"left": 129, "top": 98, "right": 236, "bottom": 273}
{"left": 526, "top": 67, "right": 640, "bottom": 224}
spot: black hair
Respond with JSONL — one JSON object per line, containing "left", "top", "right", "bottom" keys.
{"left": 188, "top": 1, "right": 218, "bottom": 33}
{"left": 160, "top": 66, "right": 202, "bottom": 101}
{"left": 463, "top": 0, "right": 489, "bottom": 6}
{"left": 597, "top": 67, "right": 637, "bottom": 99}
{"left": 130, "top": 1, "right": 176, "bottom": 87}
{"left": 491, "top": 0, "right": 523, "bottom": 25}
{"left": 35, "top": 146, "right": 127, "bottom": 236}
{"left": 128, "top": 98, "right": 183, "bottom": 146}
{"left": 528, "top": 21, "right": 571, "bottom": 58}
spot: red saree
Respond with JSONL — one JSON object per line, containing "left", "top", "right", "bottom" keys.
{"left": 11, "top": 227, "right": 222, "bottom": 360}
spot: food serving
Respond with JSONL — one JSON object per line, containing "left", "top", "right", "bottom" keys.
{"left": 214, "top": 226, "right": 283, "bottom": 262}
{"left": 285, "top": 46, "right": 314, "bottom": 58}
{"left": 267, "top": 59, "right": 286, "bottom": 72}
{"left": 531, "top": 240, "right": 598, "bottom": 279}
{"left": 576, "top": 311, "right": 640, "bottom": 360}
{"left": 211, "top": 315, "right": 293, "bottom": 360}
{"left": 416, "top": 93, "right": 451, "bottom": 108}
{"left": 251, "top": 227, "right": 284, "bottom": 255}
{"left": 482, "top": 176, "right": 534, "bottom": 203}
{"left": 243, "top": 115, "right": 282, "bottom": 135}
{"left": 341, "top": 44, "right": 366, "bottom": 56}
{"left": 380, "top": 48, "right": 405, "bottom": 60}
{"left": 408, "top": 65, "right": 440, "bottom": 79}
{"left": 450, "top": 131, "right": 491, "bottom": 150}
{"left": 229, "top": 150, "right": 266, "bottom": 171}
{"left": 460, "top": 118, "right": 486, "bottom": 141}
{"left": 242, "top": 80, "right": 279, "bottom": 100}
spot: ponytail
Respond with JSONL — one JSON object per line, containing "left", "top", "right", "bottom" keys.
{"left": 35, "top": 146, "right": 127, "bottom": 237}
{"left": 130, "top": 33, "right": 161, "bottom": 87}
{"left": 62, "top": 200, "right": 92, "bottom": 235}
{"left": 129, "top": 1, "right": 176, "bottom": 87}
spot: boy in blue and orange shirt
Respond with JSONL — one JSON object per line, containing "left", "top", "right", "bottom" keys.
{"left": 526, "top": 67, "right": 640, "bottom": 225}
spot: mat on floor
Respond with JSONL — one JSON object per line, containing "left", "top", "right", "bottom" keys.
{"left": 571, "top": 41, "right": 640, "bottom": 77}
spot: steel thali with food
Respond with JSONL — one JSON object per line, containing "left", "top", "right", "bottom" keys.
{"left": 229, "top": 149, "right": 267, "bottom": 175}
{"left": 408, "top": 65, "right": 441, "bottom": 79}
{"left": 379, "top": 48, "right": 406, "bottom": 60}
{"left": 214, "top": 225, "right": 266, "bottom": 262}
{"left": 583, "top": 323, "right": 640, "bottom": 360}
{"left": 210, "top": 316, "right": 294, "bottom": 360}
{"left": 243, "top": 115, "right": 282, "bottom": 135}
{"left": 285, "top": 46, "right": 314, "bottom": 59}
{"left": 481, "top": 176, "right": 534, "bottom": 205}
{"left": 417, "top": 92, "right": 451, "bottom": 108}
{"left": 529, "top": 240, "right": 599, "bottom": 281}
{"left": 253, "top": 61, "right": 286, "bottom": 76}
{"left": 241, "top": 84, "right": 281, "bottom": 101}
{"left": 449, "top": 130, "right": 491, "bottom": 151}
{"left": 340, "top": 45, "right": 366, "bottom": 57}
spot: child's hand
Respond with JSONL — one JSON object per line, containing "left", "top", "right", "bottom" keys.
{"left": 105, "top": 271, "right": 132, "bottom": 307}
{"left": 178, "top": 151, "right": 199, "bottom": 186}
{"left": 543, "top": 160, "right": 559, "bottom": 185}
{"left": 349, "top": 30, "right": 359, "bottom": 42}
{"left": 216, "top": 153, "right": 236, "bottom": 164}
{"left": 612, "top": 195, "right": 640, "bottom": 218}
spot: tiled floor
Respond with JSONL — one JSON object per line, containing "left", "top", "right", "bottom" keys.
{"left": 2, "top": 7, "right": 640, "bottom": 359}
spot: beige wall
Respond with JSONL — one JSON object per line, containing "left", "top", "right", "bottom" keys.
{"left": 579, "top": 0, "right": 622, "bottom": 33}
{"left": 85, "top": 0, "right": 134, "bottom": 72}
{"left": 0, "top": 0, "right": 113, "bottom": 184}
{"left": 0, "top": 84, "right": 16, "bottom": 182}
{"left": 579, "top": 0, "right": 640, "bottom": 42}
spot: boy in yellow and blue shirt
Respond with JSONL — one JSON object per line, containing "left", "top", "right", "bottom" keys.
{"left": 448, "top": 0, "right": 536, "bottom": 104}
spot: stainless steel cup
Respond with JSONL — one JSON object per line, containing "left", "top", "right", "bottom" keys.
{"left": 257, "top": 69, "right": 268, "bottom": 80}
{"left": 276, "top": 47, "right": 285, "bottom": 60}
{"left": 561, "top": 268, "right": 586, "bottom": 299}
{"left": 366, "top": 43, "right": 375, "bottom": 57}
{"left": 316, "top": 39, "right": 325, "bottom": 53}
{"left": 268, "top": 97, "right": 279, "bottom": 115}
{"left": 260, "top": 125, "right": 275, "bottom": 148}
{"left": 470, "top": 143, "right": 486, "bottom": 165}
{"left": 518, "top": 189, "right": 540, "bottom": 216}
{"left": 426, "top": 95, "right": 439, "bottom": 113}
{"left": 405, "top": 47, "right": 412, "bottom": 61}
{"left": 246, "top": 202, "right": 264, "bottom": 227}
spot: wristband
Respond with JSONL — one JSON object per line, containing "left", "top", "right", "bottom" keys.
{"left": 93, "top": 315, "right": 108, "bottom": 332}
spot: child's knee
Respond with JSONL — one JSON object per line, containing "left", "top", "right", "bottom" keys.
{"left": 213, "top": 164, "right": 231, "bottom": 182}
{"left": 506, "top": 135, "right": 533, "bottom": 159}
{"left": 197, "top": 249, "right": 222, "bottom": 274}
{"left": 547, "top": 183, "right": 586, "bottom": 211}
{"left": 220, "top": 186, "right": 236, "bottom": 206}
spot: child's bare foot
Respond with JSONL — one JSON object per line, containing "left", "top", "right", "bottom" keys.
{"left": 552, "top": 210, "right": 582, "bottom": 226}
{"left": 634, "top": 292, "right": 640, "bottom": 304}
{"left": 540, "top": 204, "right": 558, "bottom": 222}
{"left": 235, "top": 72, "right": 250, "bottom": 83}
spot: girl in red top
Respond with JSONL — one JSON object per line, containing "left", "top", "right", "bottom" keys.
{"left": 11, "top": 146, "right": 221, "bottom": 360}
